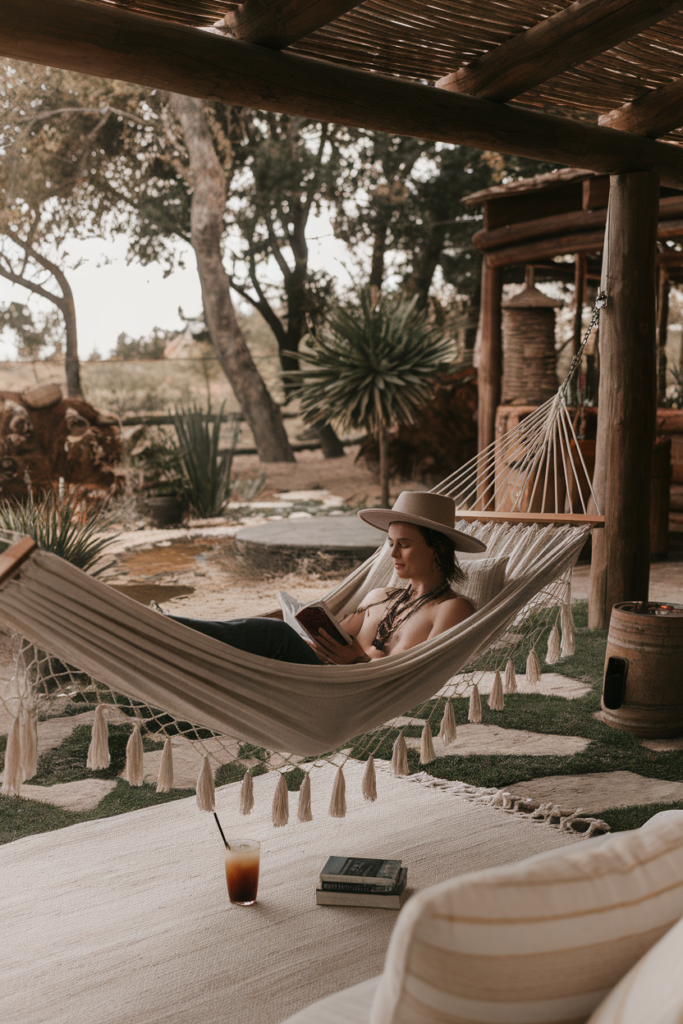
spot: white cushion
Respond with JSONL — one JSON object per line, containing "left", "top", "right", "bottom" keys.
{"left": 369, "top": 810, "right": 683, "bottom": 1024}
{"left": 586, "top": 906, "right": 683, "bottom": 1024}
{"left": 279, "top": 977, "right": 380, "bottom": 1023}
{"left": 459, "top": 556, "right": 508, "bottom": 610}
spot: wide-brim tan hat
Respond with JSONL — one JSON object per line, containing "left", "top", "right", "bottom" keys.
{"left": 358, "top": 491, "right": 486, "bottom": 553}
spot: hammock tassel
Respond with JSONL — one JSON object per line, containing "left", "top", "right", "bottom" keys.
{"left": 468, "top": 683, "right": 482, "bottom": 724}
{"left": 124, "top": 723, "right": 144, "bottom": 787}
{"left": 20, "top": 709, "right": 38, "bottom": 781}
{"left": 505, "top": 659, "right": 518, "bottom": 694}
{"left": 362, "top": 755, "right": 377, "bottom": 801}
{"left": 298, "top": 771, "right": 313, "bottom": 822}
{"left": 156, "top": 738, "right": 173, "bottom": 794}
{"left": 526, "top": 649, "right": 541, "bottom": 687}
{"left": 561, "top": 602, "right": 576, "bottom": 657}
{"left": 439, "top": 699, "right": 457, "bottom": 746}
{"left": 392, "top": 732, "right": 409, "bottom": 776}
{"left": 420, "top": 722, "right": 436, "bottom": 764}
{"left": 195, "top": 755, "right": 215, "bottom": 812}
{"left": 329, "top": 766, "right": 346, "bottom": 819}
{"left": 1, "top": 717, "right": 23, "bottom": 797}
{"left": 546, "top": 625, "right": 561, "bottom": 665}
{"left": 87, "top": 704, "right": 110, "bottom": 771}
{"left": 272, "top": 773, "right": 289, "bottom": 827}
{"left": 240, "top": 769, "right": 254, "bottom": 815}
{"left": 488, "top": 671, "right": 504, "bottom": 711}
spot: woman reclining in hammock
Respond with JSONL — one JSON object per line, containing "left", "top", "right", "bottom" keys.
{"left": 169, "top": 491, "right": 485, "bottom": 666}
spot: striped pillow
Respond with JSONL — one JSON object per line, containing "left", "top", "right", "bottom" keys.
{"left": 459, "top": 556, "right": 508, "bottom": 611}
{"left": 370, "top": 812, "right": 683, "bottom": 1024}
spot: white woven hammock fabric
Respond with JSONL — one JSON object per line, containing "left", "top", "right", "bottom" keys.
{"left": 0, "top": 518, "right": 589, "bottom": 758}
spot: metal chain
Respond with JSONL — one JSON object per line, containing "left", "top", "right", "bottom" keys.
{"left": 559, "top": 290, "right": 606, "bottom": 400}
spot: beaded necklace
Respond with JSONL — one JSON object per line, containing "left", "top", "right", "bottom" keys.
{"left": 371, "top": 580, "right": 451, "bottom": 652}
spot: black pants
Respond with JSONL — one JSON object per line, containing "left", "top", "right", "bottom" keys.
{"left": 169, "top": 615, "right": 324, "bottom": 665}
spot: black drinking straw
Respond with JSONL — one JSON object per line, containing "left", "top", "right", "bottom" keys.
{"left": 213, "top": 811, "right": 229, "bottom": 848}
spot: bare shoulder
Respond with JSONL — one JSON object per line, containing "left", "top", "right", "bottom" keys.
{"left": 433, "top": 595, "right": 474, "bottom": 628}
{"left": 359, "top": 587, "right": 394, "bottom": 609}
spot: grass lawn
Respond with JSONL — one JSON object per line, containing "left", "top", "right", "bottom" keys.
{"left": 2, "top": 601, "right": 683, "bottom": 843}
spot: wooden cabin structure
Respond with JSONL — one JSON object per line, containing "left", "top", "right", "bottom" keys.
{"left": 4, "top": 0, "right": 683, "bottom": 628}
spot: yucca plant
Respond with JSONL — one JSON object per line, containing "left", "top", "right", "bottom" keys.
{"left": 170, "top": 402, "right": 239, "bottom": 517}
{"left": 0, "top": 490, "right": 113, "bottom": 574}
{"left": 288, "top": 289, "right": 455, "bottom": 506}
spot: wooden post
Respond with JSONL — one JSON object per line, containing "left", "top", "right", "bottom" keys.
{"left": 572, "top": 254, "right": 586, "bottom": 354}
{"left": 477, "top": 259, "right": 503, "bottom": 453}
{"left": 588, "top": 171, "right": 660, "bottom": 629}
{"left": 657, "top": 267, "right": 670, "bottom": 405}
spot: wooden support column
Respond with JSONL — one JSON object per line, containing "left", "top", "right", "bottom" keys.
{"left": 588, "top": 171, "right": 660, "bottom": 629}
{"left": 657, "top": 268, "right": 671, "bottom": 404}
{"left": 477, "top": 259, "right": 503, "bottom": 453}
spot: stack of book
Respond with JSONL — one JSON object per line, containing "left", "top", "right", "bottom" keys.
{"left": 316, "top": 856, "right": 407, "bottom": 909}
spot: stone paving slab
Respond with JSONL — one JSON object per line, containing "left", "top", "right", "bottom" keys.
{"left": 235, "top": 515, "right": 381, "bottom": 552}
{"left": 507, "top": 770, "right": 683, "bottom": 815}
{"left": 405, "top": 724, "right": 589, "bottom": 758}
{"left": 16, "top": 779, "right": 117, "bottom": 812}
{"left": 436, "top": 671, "right": 591, "bottom": 700}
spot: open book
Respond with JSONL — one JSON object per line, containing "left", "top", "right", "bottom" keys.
{"left": 277, "top": 592, "right": 353, "bottom": 647}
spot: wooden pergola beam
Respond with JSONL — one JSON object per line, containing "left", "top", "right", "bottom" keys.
{"left": 436, "top": 0, "right": 683, "bottom": 103}
{"left": 219, "top": 1, "right": 365, "bottom": 49}
{"left": 599, "top": 78, "right": 683, "bottom": 138}
{"left": 473, "top": 196, "right": 683, "bottom": 252}
{"left": 5, "top": 1, "right": 683, "bottom": 190}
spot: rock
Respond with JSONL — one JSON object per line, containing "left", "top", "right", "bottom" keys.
{"left": 507, "top": 770, "right": 683, "bottom": 815}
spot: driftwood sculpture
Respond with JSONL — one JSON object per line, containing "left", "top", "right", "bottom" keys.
{"left": 0, "top": 383, "right": 122, "bottom": 500}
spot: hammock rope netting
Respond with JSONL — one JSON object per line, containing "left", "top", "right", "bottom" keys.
{"left": 0, "top": 295, "right": 606, "bottom": 830}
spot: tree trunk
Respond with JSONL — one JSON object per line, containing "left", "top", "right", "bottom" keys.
{"left": 61, "top": 291, "right": 83, "bottom": 398}
{"left": 170, "top": 93, "right": 294, "bottom": 462}
{"left": 378, "top": 423, "right": 390, "bottom": 508}
{"left": 315, "top": 421, "right": 345, "bottom": 458}
{"left": 588, "top": 170, "right": 659, "bottom": 629}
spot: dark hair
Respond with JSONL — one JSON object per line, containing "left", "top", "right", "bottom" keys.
{"left": 416, "top": 525, "right": 467, "bottom": 589}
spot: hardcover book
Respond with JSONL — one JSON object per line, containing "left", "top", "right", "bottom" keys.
{"left": 319, "top": 856, "right": 402, "bottom": 888}
{"left": 316, "top": 869, "right": 408, "bottom": 909}
{"left": 278, "top": 592, "right": 352, "bottom": 647}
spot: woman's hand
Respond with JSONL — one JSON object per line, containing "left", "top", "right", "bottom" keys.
{"left": 311, "top": 629, "right": 370, "bottom": 665}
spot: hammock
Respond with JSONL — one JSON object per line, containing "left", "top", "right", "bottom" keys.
{"left": 0, "top": 296, "right": 605, "bottom": 814}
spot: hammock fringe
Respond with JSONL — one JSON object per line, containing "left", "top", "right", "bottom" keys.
{"left": 272, "top": 773, "right": 289, "bottom": 827}
{"left": 362, "top": 755, "right": 377, "bottom": 801}
{"left": 196, "top": 754, "right": 215, "bottom": 812}
{"left": 298, "top": 770, "right": 313, "bottom": 822}
{"left": 439, "top": 699, "right": 457, "bottom": 745}
{"left": 329, "top": 766, "right": 346, "bottom": 818}
{"left": 20, "top": 709, "right": 38, "bottom": 781}
{"left": 420, "top": 722, "right": 436, "bottom": 764}
{"left": 156, "top": 737, "right": 173, "bottom": 794}
{"left": 87, "top": 704, "right": 110, "bottom": 771}
{"left": 468, "top": 683, "right": 482, "bottom": 724}
{"left": 505, "top": 658, "right": 517, "bottom": 694}
{"left": 488, "top": 671, "right": 504, "bottom": 711}
{"left": 124, "top": 724, "right": 144, "bottom": 787}
{"left": 546, "top": 624, "right": 561, "bottom": 664}
{"left": 240, "top": 769, "right": 254, "bottom": 815}
{"left": 526, "top": 649, "right": 541, "bottom": 687}
{"left": 392, "top": 733, "right": 409, "bottom": 776}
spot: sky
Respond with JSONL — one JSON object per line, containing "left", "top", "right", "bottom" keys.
{"left": 0, "top": 216, "right": 355, "bottom": 362}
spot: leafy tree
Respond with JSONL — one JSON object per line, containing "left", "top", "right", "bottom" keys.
{"left": 0, "top": 302, "right": 64, "bottom": 360}
{"left": 111, "top": 327, "right": 172, "bottom": 361}
{"left": 0, "top": 62, "right": 293, "bottom": 460}
{"left": 290, "top": 289, "right": 455, "bottom": 506}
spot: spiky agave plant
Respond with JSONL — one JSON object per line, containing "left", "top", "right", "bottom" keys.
{"left": 170, "top": 402, "right": 239, "bottom": 518}
{"left": 0, "top": 490, "right": 114, "bottom": 574}
{"left": 289, "top": 289, "right": 455, "bottom": 506}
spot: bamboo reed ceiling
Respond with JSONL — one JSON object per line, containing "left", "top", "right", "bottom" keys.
{"left": 81, "top": 0, "right": 683, "bottom": 145}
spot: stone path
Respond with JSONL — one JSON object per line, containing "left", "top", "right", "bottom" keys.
{"left": 436, "top": 671, "right": 591, "bottom": 700}
{"left": 508, "top": 770, "right": 683, "bottom": 815}
{"left": 404, "top": 724, "right": 589, "bottom": 758}
{"left": 17, "top": 779, "right": 117, "bottom": 813}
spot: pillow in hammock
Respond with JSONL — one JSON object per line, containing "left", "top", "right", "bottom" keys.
{"left": 459, "top": 556, "right": 508, "bottom": 611}
{"left": 369, "top": 810, "right": 683, "bottom": 1024}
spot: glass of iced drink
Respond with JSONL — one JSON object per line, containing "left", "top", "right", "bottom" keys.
{"left": 224, "top": 840, "right": 260, "bottom": 906}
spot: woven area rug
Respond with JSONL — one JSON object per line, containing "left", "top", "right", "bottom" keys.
{"left": 0, "top": 760, "right": 582, "bottom": 1024}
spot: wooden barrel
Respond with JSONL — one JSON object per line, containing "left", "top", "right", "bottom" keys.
{"left": 601, "top": 602, "right": 683, "bottom": 737}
